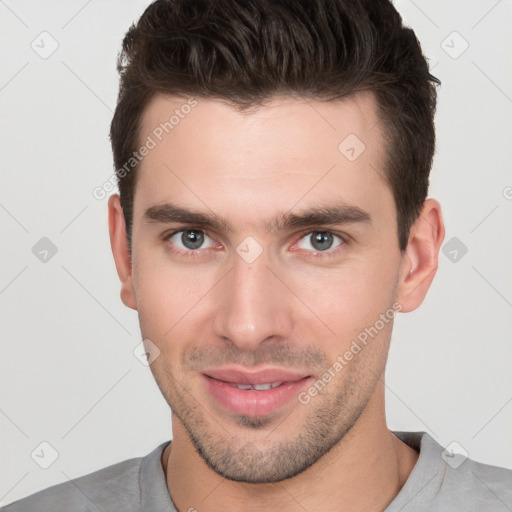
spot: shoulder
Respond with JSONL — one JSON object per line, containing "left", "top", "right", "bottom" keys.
{"left": 390, "top": 431, "right": 512, "bottom": 511}
{"left": 439, "top": 457, "right": 512, "bottom": 508}
{"left": 2, "top": 452, "right": 148, "bottom": 512}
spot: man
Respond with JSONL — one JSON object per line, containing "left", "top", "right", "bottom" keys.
{"left": 3, "top": 0, "right": 511, "bottom": 510}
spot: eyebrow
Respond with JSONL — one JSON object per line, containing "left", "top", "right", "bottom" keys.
{"left": 143, "top": 201, "right": 372, "bottom": 232}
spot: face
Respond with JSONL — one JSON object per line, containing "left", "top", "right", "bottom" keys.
{"left": 122, "top": 93, "right": 407, "bottom": 483}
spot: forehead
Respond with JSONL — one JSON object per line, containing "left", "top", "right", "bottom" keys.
{"left": 139, "top": 92, "right": 384, "bottom": 164}
{"left": 134, "top": 92, "right": 391, "bottom": 229}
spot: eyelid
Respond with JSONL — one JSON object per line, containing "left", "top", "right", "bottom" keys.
{"left": 162, "top": 226, "right": 349, "bottom": 258}
{"left": 162, "top": 226, "right": 213, "bottom": 241}
{"left": 163, "top": 227, "right": 218, "bottom": 255}
{"left": 291, "top": 229, "right": 348, "bottom": 256}
{"left": 295, "top": 228, "right": 349, "bottom": 243}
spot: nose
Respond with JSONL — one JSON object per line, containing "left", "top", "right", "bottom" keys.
{"left": 212, "top": 249, "right": 294, "bottom": 352}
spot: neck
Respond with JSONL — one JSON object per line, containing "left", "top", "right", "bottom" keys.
{"left": 162, "top": 381, "right": 419, "bottom": 512}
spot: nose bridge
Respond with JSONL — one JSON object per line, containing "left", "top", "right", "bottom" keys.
{"left": 212, "top": 251, "right": 292, "bottom": 349}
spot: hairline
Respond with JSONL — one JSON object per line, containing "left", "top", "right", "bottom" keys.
{"left": 125, "top": 89, "right": 406, "bottom": 250}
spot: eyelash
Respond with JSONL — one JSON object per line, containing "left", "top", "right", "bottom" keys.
{"left": 162, "top": 228, "right": 348, "bottom": 260}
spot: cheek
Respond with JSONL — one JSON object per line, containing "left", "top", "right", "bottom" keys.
{"left": 286, "top": 256, "right": 399, "bottom": 343}
{"left": 132, "top": 236, "right": 401, "bottom": 357}
{"left": 132, "top": 249, "right": 216, "bottom": 341}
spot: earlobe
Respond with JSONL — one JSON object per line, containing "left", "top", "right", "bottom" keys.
{"left": 108, "top": 194, "right": 137, "bottom": 311}
{"left": 396, "top": 199, "right": 445, "bottom": 313}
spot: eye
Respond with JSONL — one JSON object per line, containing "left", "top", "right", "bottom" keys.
{"left": 297, "top": 231, "right": 343, "bottom": 253}
{"left": 167, "top": 229, "right": 216, "bottom": 253}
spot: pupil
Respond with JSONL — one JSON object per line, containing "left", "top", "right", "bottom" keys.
{"left": 182, "top": 230, "right": 204, "bottom": 249}
{"left": 311, "top": 232, "right": 333, "bottom": 251}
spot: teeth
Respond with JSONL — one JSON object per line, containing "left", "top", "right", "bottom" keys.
{"left": 235, "top": 383, "right": 253, "bottom": 390}
{"left": 233, "top": 382, "right": 283, "bottom": 390}
{"left": 253, "top": 383, "right": 272, "bottom": 390}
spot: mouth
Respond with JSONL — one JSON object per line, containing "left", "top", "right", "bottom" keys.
{"left": 202, "top": 367, "right": 313, "bottom": 418}
{"left": 226, "top": 381, "right": 284, "bottom": 390}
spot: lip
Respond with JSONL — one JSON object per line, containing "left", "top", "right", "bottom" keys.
{"left": 203, "top": 367, "right": 309, "bottom": 385}
{"left": 202, "top": 367, "right": 313, "bottom": 418}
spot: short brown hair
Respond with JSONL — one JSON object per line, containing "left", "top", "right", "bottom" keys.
{"left": 110, "top": 0, "right": 439, "bottom": 252}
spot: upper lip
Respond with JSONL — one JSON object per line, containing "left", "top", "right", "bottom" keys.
{"left": 203, "top": 367, "right": 310, "bottom": 385}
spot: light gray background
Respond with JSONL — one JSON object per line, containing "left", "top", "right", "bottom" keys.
{"left": 1, "top": 0, "right": 511, "bottom": 505}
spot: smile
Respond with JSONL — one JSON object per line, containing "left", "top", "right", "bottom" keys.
{"left": 228, "top": 382, "right": 283, "bottom": 390}
{"left": 202, "top": 367, "right": 313, "bottom": 418}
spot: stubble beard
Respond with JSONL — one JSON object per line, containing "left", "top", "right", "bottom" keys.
{"left": 153, "top": 361, "right": 379, "bottom": 484}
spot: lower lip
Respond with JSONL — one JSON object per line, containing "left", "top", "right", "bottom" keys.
{"left": 203, "top": 375, "right": 312, "bottom": 417}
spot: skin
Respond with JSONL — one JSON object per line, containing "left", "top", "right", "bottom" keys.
{"left": 108, "top": 92, "right": 445, "bottom": 512}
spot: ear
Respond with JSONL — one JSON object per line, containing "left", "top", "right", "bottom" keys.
{"left": 396, "top": 198, "right": 445, "bottom": 312}
{"left": 108, "top": 194, "right": 137, "bottom": 310}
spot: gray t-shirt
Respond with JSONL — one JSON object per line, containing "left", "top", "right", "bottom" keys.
{"left": 3, "top": 431, "right": 511, "bottom": 511}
